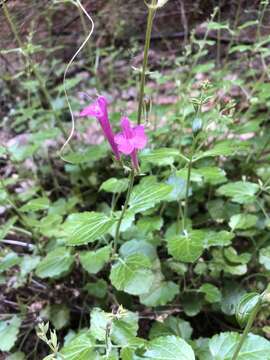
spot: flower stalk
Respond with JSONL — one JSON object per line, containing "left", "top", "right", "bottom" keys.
{"left": 137, "top": 0, "right": 157, "bottom": 125}
{"left": 113, "top": 169, "right": 135, "bottom": 254}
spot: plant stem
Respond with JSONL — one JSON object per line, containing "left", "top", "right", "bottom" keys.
{"left": 231, "top": 298, "right": 262, "bottom": 360}
{"left": 183, "top": 156, "right": 193, "bottom": 230}
{"left": 137, "top": 2, "right": 156, "bottom": 125}
{"left": 113, "top": 170, "right": 135, "bottom": 254}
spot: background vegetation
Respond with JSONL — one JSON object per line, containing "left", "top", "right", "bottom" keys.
{"left": 1, "top": 0, "right": 270, "bottom": 359}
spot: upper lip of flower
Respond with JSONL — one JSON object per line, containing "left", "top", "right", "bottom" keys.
{"left": 114, "top": 117, "right": 148, "bottom": 155}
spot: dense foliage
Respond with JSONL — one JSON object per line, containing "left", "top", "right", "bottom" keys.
{"left": 1, "top": 0, "right": 270, "bottom": 359}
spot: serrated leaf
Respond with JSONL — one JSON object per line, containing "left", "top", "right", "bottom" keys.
{"left": 197, "top": 167, "right": 227, "bottom": 185}
{"left": 140, "top": 280, "right": 179, "bottom": 307}
{"left": 63, "top": 145, "right": 107, "bottom": 164}
{"left": 35, "top": 247, "right": 74, "bottom": 279}
{"left": 129, "top": 178, "right": 172, "bottom": 213}
{"left": 167, "top": 230, "right": 206, "bottom": 263}
{"left": 143, "top": 335, "right": 195, "bottom": 360}
{"left": 199, "top": 283, "right": 222, "bottom": 303}
{"left": 229, "top": 213, "right": 257, "bottom": 230}
{"left": 60, "top": 332, "right": 97, "bottom": 360}
{"left": 204, "top": 231, "right": 234, "bottom": 247}
{"left": 64, "top": 212, "right": 116, "bottom": 246}
{"left": 100, "top": 178, "right": 129, "bottom": 193}
{"left": 193, "top": 141, "right": 246, "bottom": 162}
{"left": 217, "top": 182, "right": 259, "bottom": 204}
{"left": 20, "top": 197, "right": 50, "bottom": 212}
{"left": 84, "top": 279, "right": 107, "bottom": 298}
{"left": 0, "top": 316, "right": 21, "bottom": 352}
{"left": 79, "top": 245, "right": 111, "bottom": 274}
{"left": 110, "top": 254, "right": 154, "bottom": 295}
{"left": 150, "top": 316, "right": 193, "bottom": 341}
{"left": 201, "top": 332, "right": 270, "bottom": 360}
{"left": 137, "top": 216, "right": 163, "bottom": 234}
{"left": 90, "top": 307, "right": 139, "bottom": 345}
{"left": 140, "top": 148, "right": 179, "bottom": 166}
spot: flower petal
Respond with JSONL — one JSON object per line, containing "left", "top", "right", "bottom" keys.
{"left": 120, "top": 117, "right": 133, "bottom": 139}
{"left": 131, "top": 126, "right": 148, "bottom": 149}
{"left": 115, "top": 133, "right": 134, "bottom": 155}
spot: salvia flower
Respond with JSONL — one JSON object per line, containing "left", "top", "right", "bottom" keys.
{"left": 80, "top": 96, "right": 120, "bottom": 160}
{"left": 115, "top": 117, "right": 147, "bottom": 169}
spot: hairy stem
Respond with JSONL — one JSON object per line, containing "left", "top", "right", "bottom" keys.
{"left": 113, "top": 170, "right": 135, "bottom": 254}
{"left": 232, "top": 298, "right": 262, "bottom": 360}
{"left": 137, "top": 2, "right": 156, "bottom": 125}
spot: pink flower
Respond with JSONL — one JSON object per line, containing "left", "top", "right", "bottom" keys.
{"left": 80, "top": 96, "right": 120, "bottom": 160}
{"left": 115, "top": 117, "right": 147, "bottom": 169}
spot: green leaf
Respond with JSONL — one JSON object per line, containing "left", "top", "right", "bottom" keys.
{"left": 182, "top": 292, "right": 203, "bottom": 317}
{"left": 140, "top": 280, "right": 179, "bottom": 307}
{"left": 90, "top": 307, "right": 139, "bottom": 345}
{"left": 110, "top": 254, "right": 154, "bottom": 295}
{"left": 0, "top": 316, "right": 21, "bottom": 351}
{"left": 100, "top": 178, "right": 129, "bottom": 193}
{"left": 64, "top": 212, "right": 116, "bottom": 246}
{"left": 193, "top": 141, "right": 246, "bottom": 162}
{"left": 63, "top": 145, "right": 108, "bottom": 164}
{"left": 143, "top": 335, "right": 195, "bottom": 360}
{"left": 50, "top": 304, "right": 70, "bottom": 330}
{"left": 6, "top": 352, "right": 25, "bottom": 360}
{"left": 120, "top": 239, "right": 157, "bottom": 261}
{"left": 204, "top": 231, "right": 234, "bottom": 247}
{"left": 150, "top": 316, "right": 193, "bottom": 341}
{"left": 140, "top": 148, "right": 180, "bottom": 166}
{"left": 259, "top": 246, "right": 270, "bottom": 270}
{"left": 217, "top": 182, "right": 259, "bottom": 204}
{"left": 201, "top": 332, "right": 270, "bottom": 359}
{"left": 236, "top": 292, "right": 261, "bottom": 328}
{"left": 129, "top": 177, "right": 172, "bottom": 213}
{"left": 79, "top": 245, "right": 111, "bottom": 274}
{"left": 221, "top": 282, "right": 246, "bottom": 315}
{"left": 229, "top": 213, "right": 257, "bottom": 230}
{"left": 137, "top": 216, "right": 163, "bottom": 234}
{"left": 207, "top": 21, "right": 233, "bottom": 33}
{"left": 0, "top": 252, "right": 21, "bottom": 273}
{"left": 60, "top": 332, "right": 97, "bottom": 360}
{"left": 20, "top": 197, "right": 50, "bottom": 212}
{"left": 0, "top": 217, "right": 17, "bottom": 241}
{"left": 84, "top": 279, "right": 108, "bottom": 298}
{"left": 166, "top": 175, "right": 189, "bottom": 201}
{"left": 223, "top": 247, "right": 251, "bottom": 265}
{"left": 197, "top": 167, "right": 227, "bottom": 185}
{"left": 36, "top": 247, "right": 74, "bottom": 279}
{"left": 20, "top": 255, "right": 40, "bottom": 277}
{"left": 167, "top": 230, "right": 206, "bottom": 263}
{"left": 199, "top": 283, "right": 222, "bottom": 303}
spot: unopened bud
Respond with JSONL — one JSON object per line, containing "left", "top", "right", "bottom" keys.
{"left": 146, "top": 0, "right": 170, "bottom": 9}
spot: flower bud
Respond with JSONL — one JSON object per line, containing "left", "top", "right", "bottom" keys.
{"left": 146, "top": 0, "right": 170, "bottom": 9}
{"left": 156, "top": 0, "right": 170, "bottom": 7}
